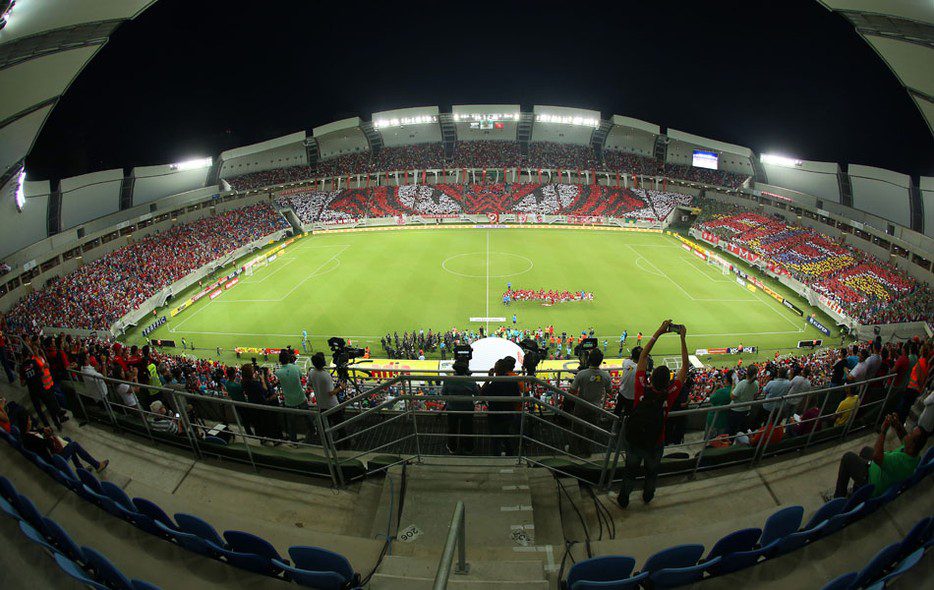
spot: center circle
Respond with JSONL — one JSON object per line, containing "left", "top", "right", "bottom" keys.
{"left": 441, "top": 251, "right": 534, "bottom": 279}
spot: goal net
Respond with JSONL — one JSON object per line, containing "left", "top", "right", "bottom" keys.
{"left": 244, "top": 256, "right": 268, "bottom": 277}
{"left": 708, "top": 255, "right": 731, "bottom": 275}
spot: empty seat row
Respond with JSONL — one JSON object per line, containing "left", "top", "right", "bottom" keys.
{"left": 565, "top": 447, "right": 934, "bottom": 589}
{"left": 0, "top": 426, "right": 361, "bottom": 590}
{"left": 1, "top": 474, "right": 160, "bottom": 589}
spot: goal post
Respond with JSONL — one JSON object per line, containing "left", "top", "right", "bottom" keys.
{"left": 708, "top": 255, "right": 731, "bottom": 275}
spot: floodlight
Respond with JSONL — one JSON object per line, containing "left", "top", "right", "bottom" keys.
{"left": 760, "top": 154, "right": 802, "bottom": 168}
{"left": 170, "top": 157, "right": 212, "bottom": 171}
{"left": 12, "top": 167, "right": 25, "bottom": 210}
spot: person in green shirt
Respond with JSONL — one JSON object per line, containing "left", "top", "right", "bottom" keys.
{"left": 222, "top": 366, "right": 252, "bottom": 438}
{"left": 275, "top": 349, "right": 315, "bottom": 445}
{"left": 706, "top": 371, "right": 733, "bottom": 436}
{"left": 833, "top": 412, "right": 928, "bottom": 498}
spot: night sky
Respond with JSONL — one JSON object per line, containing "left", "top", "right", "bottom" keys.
{"left": 25, "top": 0, "right": 934, "bottom": 181}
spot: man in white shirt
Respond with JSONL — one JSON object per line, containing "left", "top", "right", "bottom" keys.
{"left": 615, "top": 347, "right": 641, "bottom": 417}
{"left": 78, "top": 353, "right": 108, "bottom": 404}
{"left": 115, "top": 366, "right": 140, "bottom": 410}
{"left": 787, "top": 366, "right": 812, "bottom": 415}
{"left": 308, "top": 352, "right": 346, "bottom": 447}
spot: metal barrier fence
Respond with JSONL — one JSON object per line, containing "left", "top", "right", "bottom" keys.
{"left": 61, "top": 368, "right": 901, "bottom": 489}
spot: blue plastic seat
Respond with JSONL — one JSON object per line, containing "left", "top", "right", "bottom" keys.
{"left": 0, "top": 495, "right": 20, "bottom": 520}
{"left": 705, "top": 527, "right": 762, "bottom": 562}
{"left": 843, "top": 483, "right": 874, "bottom": 512}
{"left": 131, "top": 497, "right": 177, "bottom": 538}
{"left": 823, "top": 502, "right": 866, "bottom": 537}
{"left": 83, "top": 545, "right": 134, "bottom": 590}
{"left": 15, "top": 493, "right": 48, "bottom": 535}
{"left": 43, "top": 516, "right": 85, "bottom": 563}
{"left": 572, "top": 571, "right": 649, "bottom": 590}
{"left": 287, "top": 546, "right": 358, "bottom": 588}
{"left": 768, "top": 520, "right": 829, "bottom": 556}
{"left": 804, "top": 498, "right": 846, "bottom": 530}
{"left": 899, "top": 517, "right": 933, "bottom": 557}
{"left": 203, "top": 435, "right": 228, "bottom": 445}
{"left": 863, "top": 486, "right": 898, "bottom": 515}
{"left": 175, "top": 513, "right": 227, "bottom": 549}
{"left": 567, "top": 555, "right": 637, "bottom": 589}
{"left": 821, "top": 571, "right": 857, "bottom": 590}
{"left": 0, "top": 475, "right": 17, "bottom": 502}
{"left": 49, "top": 455, "right": 80, "bottom": 490}
{"left": 875, "top": 547, "right": 925, "bottom": 587}
{"left": 0, "top": 428, "right": 12, "bottom": 444}
{"left": 226, "top": 530, "right": 288, "bottom": 562}
{"left": 54, "top": 553, "right": 109, "bottom": 590}
{"left": 130, "top": 580, "right": 163, "bottom": 590}
{"left": 19, "top": 520, "right": 55, "bottom": 552}
{"left": 100, "top": 481, "right": 141, "bottom": 522}
{"left": 273, "top": 560, "right": 346, "bottom": 590}
{"left": 710, "top": 545, "right": 772, "bottom": 575}
{"left": 76, "top": 467, "right": 102, "bottom": 493}
{"left": 639, "top": 544, "right": 705, "bottom": 574}
{"left": 850, "top": 542, "right": 902, "bottom": 589}
{"left": 163, "top": 525, "right": 220, "bottom": 558}
{"left": 650, "top": 556, "right": 721, "bottom": 588}
{"left": 759, "top": 506, "right": 804, "bottom": 547}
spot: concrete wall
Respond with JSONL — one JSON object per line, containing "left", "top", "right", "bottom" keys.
{"left": 372, "top": 106, "right": 441, "bottom": 148}
{"left": 60, "top": 168, "right": 123, "bottom": 230}
{"left": 849, "top": 164, "right": 911, "bottom": 228}
{"left": 604, "top": 126, "right": 656, "bottom": 158}
{"left": 316, "top": 126, "right": 369, "bottom": 160}
{"left": 667, "top": 139, "right": 754, "bottom": 176}
{"left": 0, "top": 179, "right": 50, "bottom": 261}
{"left": 132, "top": 164, "right": 210, "bottom": 205}
{"left": 219, "top": 131, "right": 307, "bottom": 179}
{"left": 760, "top": 159, "right": 841, "bottom": 204}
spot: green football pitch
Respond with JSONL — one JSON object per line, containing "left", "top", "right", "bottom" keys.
{"left": 126, "top": 227, "right": 837, "bottom": 366}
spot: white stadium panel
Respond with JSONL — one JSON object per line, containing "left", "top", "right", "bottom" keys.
{"left": 921, "top": 176, "right": 934, "bottom": 239}
{"left": 59, "top": 168, "right": 122, "bottom": 230}
{"left": 132, "top": 164, "right": 211, "bottom": 205}
{"left": 666, "top": 129, "right": 754, "bottom": 175}
{"left": 220, "top": 131, "right": 307, "bottom": 179}
{"left": 531, "top": 105, "right": 600, "bottom": 145}
{"left": 372, "top": 106, "right": 441, "bottom": 148}
{"left": 816, "top": 0, "right": 933, "bottom": 25}
{"left": 0, "top": 0, "right": 155, "bottom": 43}
{"left": 848, "top": 164, "right": 911, "bottom": 227}
{"left": 604, "top": 126, "right": 656, "bottom": 158}
{"left": 452, "top": 105, "right": 521, "bottom": 142}
{"left": 0, "top": 103, "right": 54, "bottom": 177}
{"left": 0, "top": 178, "right": 49, "bottom": 260}
{"left": 863, "top": 35, "right": 934, "bottom": 98}
{"left": 0, "top": 46, "right": 100, "bottom": 122}
{"left": 610, "top": 115, "right": 660, "bottom": 135}
{"left": 315, "top": 118, "right": 369, "bottom": 160}
{"left": 760, "top": 158, "right": 842, "bottom": 204}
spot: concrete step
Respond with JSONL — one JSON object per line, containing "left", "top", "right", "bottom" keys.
{"left": 369, "top": 556, "right": 548, "bottom": 590}
{"left": 370, "top": 466, "right": 405, "bottom": 540}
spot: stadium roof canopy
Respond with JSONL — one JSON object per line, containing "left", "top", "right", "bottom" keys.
{"left": 817, "top": 0, "right": 934, "bottom": 137}
{"left": 0, "top": 0, "right": 156, "bottom": 187}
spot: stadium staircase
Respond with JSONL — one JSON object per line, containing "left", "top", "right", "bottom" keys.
{"left": 838, "top": 165, "right": 854, "bottom": 207}
{"left": 439, "top": 113, "right": 457, "bottom": 161}
{"left": 361, "top": 121, "right": 384, "bottom": 155}
{"left": 653, "top": 134, "right": 669, "bottom": 164}
{"left": 304, "top": 137, "right": 320, "bottom": 171}
{"left": 517, "top": 113, "right": 534, "bottom": 156}
{"left": 750, "top": 152, "right": 769, "bottom": 185}
{"left": 590, "top": 120, "right": 613, "bottom": 163}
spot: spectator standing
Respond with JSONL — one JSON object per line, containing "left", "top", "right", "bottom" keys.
{"left": 442, "top": 360, "right": 479, "bottom": 454}
{"left": 706, "top": 371, "right": 733, "bottom": 436}
{"left": 308, "top": 352, "right": 345, "bottom": 447}
{"left": 760, "top": 368, "right": 792, "bottom": 425}
{"left": 729, "top": 366, "right": 759, "bottom": 435}
{"left": 897, "top": 343, "right": 930, "bottom": 422}
{"left": 480, "top": 357, "right": 522, "bottom": 457}
{"left": 614, "top": 347, "right": 641, "bottom": 417}
{"left": 567, "top": 349, "right": 612, "bottom": 457}
{"left": 276, "top": 350, "right": 315, "bottom": 445}
{"left": 19, "top": 343, "right": 63, "bottom": 431}
{"left": 616, "top": 320, "right": 688, "bottom": 509}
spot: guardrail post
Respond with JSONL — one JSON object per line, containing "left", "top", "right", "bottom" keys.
{"left": 433, "top": 500, "right": 469, "bottom": 590}
{"left": 597, "top": 419, "right": 619, "bottom": 490}
{"left": 230, "top": 401, "right": 258, "bottom": 473}
{"left": 752, "top": 406, "right": 777, "bottom": 465}
{"left": 317, "top": 407, "right": 343, "bottom": 488}
{"left": 135, "top": 401, "right": 155, "bottom": 444}
{"left": 804, "top": 389, "right": 832, "bottom": 451}
{"left": 173, "top": 391, "right": 202, "bottom": 459}
{"left": 691, "top": 412, "right": 716, "bottom": 478}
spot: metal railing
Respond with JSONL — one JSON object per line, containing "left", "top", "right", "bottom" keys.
{"left": 61, "top": 368, "right": 903, "bottom": 490}
{"left": 433, "top": 500, "right": 468, "bottom": 589}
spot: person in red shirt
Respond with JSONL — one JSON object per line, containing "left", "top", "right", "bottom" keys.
{"left": 616, "top": 320, "right": 688, "bottom": 509}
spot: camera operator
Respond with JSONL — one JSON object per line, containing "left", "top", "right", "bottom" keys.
{"left": 567, "top": 348, "right": 612, "bottom": 457}
{"left": 276, "top": 349, "right": 316, "bottom": 446}
{"left": 442, "top": 360, "right": 479, "bottom": 454}
{"left": 308, "top": 352, "right": 346, "bottom": 448}
{"left": 480, "top": 357, "right": 521, "bottom": 457}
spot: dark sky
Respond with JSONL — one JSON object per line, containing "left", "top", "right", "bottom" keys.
{"left": 26, "top": 0, "right": 934, "bottom": 180}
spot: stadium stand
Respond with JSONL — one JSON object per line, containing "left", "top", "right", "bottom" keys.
{"left": 226, "top": 142, "right": 752, "bottom": 191}
{"left": 276, "top": 184, "right": 692, "bottom": 223}
{"left": 4, "top": 203, "right": 289, "bottom": 333}
{"left": 695, "top": 212, "right": 932, "bottom": 324}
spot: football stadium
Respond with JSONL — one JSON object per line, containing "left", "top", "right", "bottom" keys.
{"left": 0, "top": 2, "right": 932, "bottom": 590}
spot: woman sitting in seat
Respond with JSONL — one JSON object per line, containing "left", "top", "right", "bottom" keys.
{"left": 12, "top": 410, "right": 109, "bottom": 474}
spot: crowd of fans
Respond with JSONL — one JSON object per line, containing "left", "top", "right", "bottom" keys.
{"left": 696, "top": 211, "right": 932, "bottom": 324}
{"left": 4, "top": 204, "right": 288, "bottom": 333}
{"left": 225, "top": 142, "right": 752, "bottom": 191}
{"left": 275, "top": 183, "right": 694, "bottom": 223}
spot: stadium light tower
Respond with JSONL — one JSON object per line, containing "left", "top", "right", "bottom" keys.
{"left": 170, "top": 157, "right": 212, "bottom": 171}
{"left": 760, "top": 154, "right": 802, "bottom": 168}
{"left": 11, "top": 166, "right": 25, "bottom": 210}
